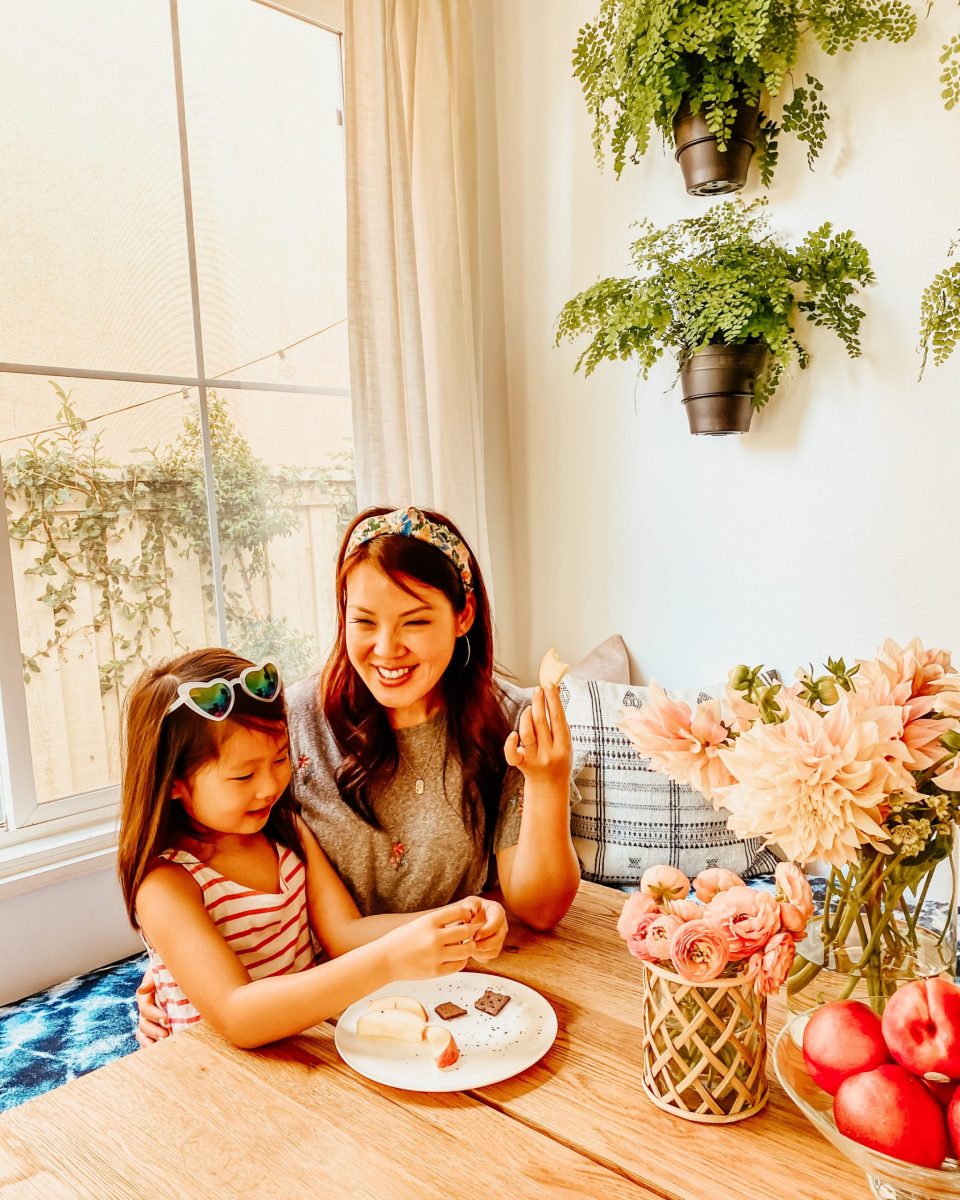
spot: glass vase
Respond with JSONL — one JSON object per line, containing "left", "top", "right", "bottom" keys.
{"left": 787, "top": 837, "right": 958, "bottom": 1018}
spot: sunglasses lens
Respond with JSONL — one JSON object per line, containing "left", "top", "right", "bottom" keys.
{"left": 187, "top": 682, "right": 233, "bottom": 718}
{"left": 243, "top": 662, "right": 280, "bottom": 700}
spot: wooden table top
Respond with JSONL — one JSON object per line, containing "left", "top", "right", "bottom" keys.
{"left": 0, "top": 881, "right": 868, "bottom": 1200}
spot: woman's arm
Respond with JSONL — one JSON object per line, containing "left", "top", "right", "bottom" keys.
{"left": 136, "top": 863, "right": 483, "bottom": 1049}
{"left": 497, "top": 684, "right": 581, "bottom": 931}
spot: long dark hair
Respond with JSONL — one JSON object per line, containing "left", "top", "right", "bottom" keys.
{"left": 321, "top": 506, "right": 511, "bottom": 850}
{"left": 117, "top": 647, "right": 304, "bottom": 927}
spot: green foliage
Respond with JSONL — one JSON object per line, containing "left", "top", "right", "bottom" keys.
{"left": 919, "top": 234, "right": 960, "bottom": 376}
{"left": 555, "top": 199, "right": 875, "bottom": 408}
{"left": 941, "top": 30, "right": 960, "bottom": 110}
{"left": 573, "top": 0, "right": 917, "bottom": 183}
{"left": 2, "top": 385, "right": 355, "bottom": 691}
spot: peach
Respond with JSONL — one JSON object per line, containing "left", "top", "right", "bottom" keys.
{"left": 425, "top": 1024, "right": 460, "bottom": 1069}
{"left": 947, "top": 1086, "right": 960, "bottom": 1158}
{"left": 882, "top": 978, "right": 960, "bottom": 1080}
{"left": 355, "top": 1009, "right": 426, "bottom": 1042}
{"left": 802, "top": 1000, "right": 890, "bottom": 1095}
{"left": 366, "top": 995, "right": 429, "bottom": 1023}
{"left": 834, "top": 1064, "right": 948, "bottom": 1169}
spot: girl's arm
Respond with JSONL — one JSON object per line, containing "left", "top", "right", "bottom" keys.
{"left": 497, "top": 684, "right": 581, "bottom": 931}
{"left": 295, "top": 817, "right": 507, "bottom": 959}
{"left": 135, "top": 864, "right": 483, "bottom": 1049}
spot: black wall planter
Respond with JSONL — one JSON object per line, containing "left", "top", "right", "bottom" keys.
{"left": 673, "top": 102, "right": 759, "bottom": 196}
{"left": 680, "top": 344, "right": 769, "bottom": 435}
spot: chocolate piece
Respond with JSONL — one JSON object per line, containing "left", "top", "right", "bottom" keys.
{"left": 474, "top": 988, "right": 510, "bottom": 1016}
{"left": 434, "top": 1001, "right": 467, "bottom": 1021}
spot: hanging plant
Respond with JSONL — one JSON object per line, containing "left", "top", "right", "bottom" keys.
{"left": 919, "top": 235, "right": 960, "bottom": 376}
{"left": 555, "top": 199, "right": 875, "bottom": 434}
{"left": 573, "top": 0, "right": 917, "bottom": 191}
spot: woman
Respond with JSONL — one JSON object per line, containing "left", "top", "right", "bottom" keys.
{"left": 136, "top": 505, "right": 580, "bottom": 1042}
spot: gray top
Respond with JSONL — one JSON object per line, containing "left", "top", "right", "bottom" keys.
{"left": 286, "top": 676, "right": 534, "bottom": 915}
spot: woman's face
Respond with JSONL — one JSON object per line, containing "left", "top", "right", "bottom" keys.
{"left": 344, "top": 560, "right": 475, "bottom": 728}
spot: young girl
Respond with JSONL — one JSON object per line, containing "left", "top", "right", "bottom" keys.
{"left": 118, "top": 648, "right": 506, "bottom": 1048}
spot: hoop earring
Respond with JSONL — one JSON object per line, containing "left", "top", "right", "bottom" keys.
{"left": 459, "top": 635, "right": 472, "bottom": 669}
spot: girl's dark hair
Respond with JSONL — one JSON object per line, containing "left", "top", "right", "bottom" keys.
{"left": 117, "top": 647, "right": 303, "bottom": 927}
{"left": 321, "top": 506, "right": 511, "bottom": 850}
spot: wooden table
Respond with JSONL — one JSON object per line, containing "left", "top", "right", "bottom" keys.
{"left": 0, "top": 882, "right": 868, "bottom": 1199}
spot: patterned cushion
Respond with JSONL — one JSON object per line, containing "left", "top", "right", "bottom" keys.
{"left": 560, "top": 677, "right": 778, "bottom": 886}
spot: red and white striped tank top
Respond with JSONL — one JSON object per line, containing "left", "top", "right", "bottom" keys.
{"left": 144, "top": 843, "right": 315, "bottom": 1032}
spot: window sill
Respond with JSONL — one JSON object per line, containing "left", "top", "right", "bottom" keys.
{"left": 0, "top": 818, "right": 118, "bottom": 899}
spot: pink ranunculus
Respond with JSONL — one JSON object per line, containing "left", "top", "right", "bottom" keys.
{"left": 670, "top": 920, "right": 731, "bottom": 983}
{"left": 774, "top": 862, "right": 814, "bottom": 940}
{"left": 645, "top": 914, "right": 683, "bottom": 960}
{"left": 616, "top": 891, "right": 659, "bottom": 940}
{"left": 692, "top": 868, "right": 744, "bottom": 903}
{"left": 619, "top": 684, "right": 735, "bottom": 805}
{"left": 667, "top": 899, "right": 705, "bottom": 922}
{"left": 750, "top": 930, "right": 797, "bottom": 996}
{"left": 704, "top": 886, "right": 781, "bottom": 959}
{"left": 625, "top": 912, "right": 660, "bottom": 961}
{"left": 638, "top": 865, "right": 690, "bottom": 904}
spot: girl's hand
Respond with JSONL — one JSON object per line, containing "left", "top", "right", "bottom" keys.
{"left": 383, "top": 900, "right": 482, "bottom": 980}
{"left": 504, "top": 684, "right": 572, "bottom": 787}
{"left": 135, "top": 966, "right": 169, "bottom": 1046}
{"left": 466, "top": 897, "right": 507, "bottom": 962}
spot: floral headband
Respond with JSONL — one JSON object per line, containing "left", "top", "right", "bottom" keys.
{"left": 344, "top": 506, "right": 474, "bottom": 593}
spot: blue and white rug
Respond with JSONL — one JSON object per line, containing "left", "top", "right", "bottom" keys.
{"left": 0, "top": 952, "right": 148, "bottom": 1114}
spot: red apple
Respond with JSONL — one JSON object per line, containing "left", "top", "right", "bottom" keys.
{"left": 802, "top": 1000, "right": 891, "bottom": 1095}
{"left": 882, "top": 978, "right": 960, "bottom": 1080}
{"left": 835, "top": 1064, "right": 948, "bottom": 1169}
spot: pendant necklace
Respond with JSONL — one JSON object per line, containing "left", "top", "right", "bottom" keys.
{"left": 397, "top": 716, "right": 447, "bottom": 796}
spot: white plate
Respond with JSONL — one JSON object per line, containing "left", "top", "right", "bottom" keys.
{"left": 334, "top": 973, "right": 558, "bottom": 1092}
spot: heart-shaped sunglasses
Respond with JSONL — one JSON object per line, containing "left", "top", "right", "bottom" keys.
{"left": 165, "top": 661, "right": 282, "bottom": 722}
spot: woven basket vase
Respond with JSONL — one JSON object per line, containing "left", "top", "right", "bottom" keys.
{"left": 640, "top": 960, "right": 769, "bottom": 1124}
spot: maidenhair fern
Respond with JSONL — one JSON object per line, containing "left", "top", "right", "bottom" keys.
{"left": 556, "top": 199, "right": 875, "bottom": 408}
{"left": 573, "top": 0, "right": 916, "bottom": 184}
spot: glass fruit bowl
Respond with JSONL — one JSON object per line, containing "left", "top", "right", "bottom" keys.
{"left": 773, "top": 1015, "right": 960, "bottom": 1200}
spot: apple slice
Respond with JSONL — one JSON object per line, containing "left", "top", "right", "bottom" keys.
{"left": 366, "top": 995, "right": 428, "bottom": 1022}
{"left": 538, "top": 647, "right": 569, "bottom": 690}
{"left": 355, "top": 1008, "right": 426, "bottom": 1042}
{"left": 425, "top": 1024, "right": 460, "bottom": 1069}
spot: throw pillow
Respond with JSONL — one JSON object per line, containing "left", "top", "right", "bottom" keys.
{"left": 560, "top": 677, "right": 779, "bottom": 886}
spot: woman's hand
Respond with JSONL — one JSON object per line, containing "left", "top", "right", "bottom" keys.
{"left": 467, "top": 896, "right": 507, "bottom": 961}
{"left": 134, "top": 966, "right": 169, "bottom": 1047}
{"left": 382, "top": 900, "right": 482, "bottom": 980}
{"left": 504, "top": 684, "right": 573, "bottom": 786}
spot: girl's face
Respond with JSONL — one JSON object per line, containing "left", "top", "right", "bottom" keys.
{"left": 172, "top": 723, "right": 291, "bottom": 838}
{"left": 344, "top": 560, "right": 475, "bottom": 728}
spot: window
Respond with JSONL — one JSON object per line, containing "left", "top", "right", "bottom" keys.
{"left": 0, "top": 0, "right": 353, "bottom": 848}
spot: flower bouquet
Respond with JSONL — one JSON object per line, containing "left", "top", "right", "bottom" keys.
{"left": 618, "top": 862, "right": 812, "bottom": 1123}
{"left": 619, "top": 639, "right": 960, "bottom": 1017}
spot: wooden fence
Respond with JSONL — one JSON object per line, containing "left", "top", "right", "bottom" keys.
{"left": 9, "top": 484, "right": 344, "bottom": 805}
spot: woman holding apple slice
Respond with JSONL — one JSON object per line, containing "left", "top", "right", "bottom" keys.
{"left": 136, "top": 506, "right": 581, "bottom": 1044}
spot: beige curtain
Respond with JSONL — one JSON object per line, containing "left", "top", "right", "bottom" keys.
{"left": 343, "top": 0, "right": 507, "bottom": 581}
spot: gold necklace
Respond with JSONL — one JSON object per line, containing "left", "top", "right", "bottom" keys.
{"left": 397, "top": 717, "right": 447, "bottom": 796}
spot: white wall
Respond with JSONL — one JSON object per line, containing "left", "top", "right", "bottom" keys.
{"left": 488, "top": 1, "right": 960, "bottom": 688}
{"left": 0, "top": 869, "right": 141, "bottom": 1006}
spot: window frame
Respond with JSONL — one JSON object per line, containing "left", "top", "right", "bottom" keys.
{"left": 0, "top": 0, "right": 347, "bottom": 887}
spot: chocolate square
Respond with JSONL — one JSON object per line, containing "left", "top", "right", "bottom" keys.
{"left": 434, "top": 1001, "right": 467, "bottom": 1021}
{"left": 474, "top": 988, "right": 510, "bottom": 1016}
